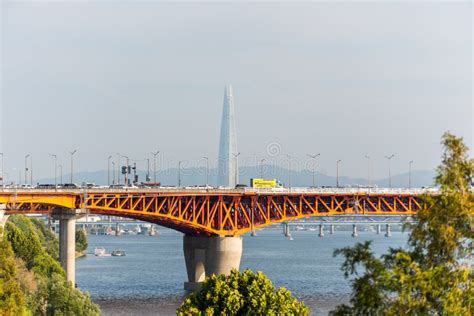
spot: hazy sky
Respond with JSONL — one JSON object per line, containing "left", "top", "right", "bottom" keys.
{"left": 1, "top": 1, "right": 472, "bottom": 181}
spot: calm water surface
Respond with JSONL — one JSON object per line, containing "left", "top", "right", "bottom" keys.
{"left": 76, "top": 228, "right": 408, "bottom": 315}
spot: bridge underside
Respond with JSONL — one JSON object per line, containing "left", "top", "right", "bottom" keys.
{"left": 1, "top": 192, "right": 423, "bottom": 236}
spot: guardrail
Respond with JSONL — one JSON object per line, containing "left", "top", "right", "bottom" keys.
{"left": 0, "top": 187, "right": 437, "bottom": 195}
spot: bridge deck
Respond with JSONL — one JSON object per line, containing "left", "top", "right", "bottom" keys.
{"left": 0, "top": 189, "right": 428, "bottom": 236}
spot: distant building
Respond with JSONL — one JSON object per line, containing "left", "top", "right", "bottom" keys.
{"left": 217, "top": 85, "right": 239, "bottom": 187}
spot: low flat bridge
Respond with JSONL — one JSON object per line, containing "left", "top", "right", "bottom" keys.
{"left": 0, "top": 188, "right": 426, "bottom": 290}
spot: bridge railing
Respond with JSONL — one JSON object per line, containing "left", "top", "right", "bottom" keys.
{"left": 0, "top": 187, "right": 437, "bottom": 195}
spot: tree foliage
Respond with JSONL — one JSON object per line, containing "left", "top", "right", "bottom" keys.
{"left": 2, "top": 215, "right": 100, "bottom": 315}
{"left": 75, "top": 229, "right": 88, "bottom": 254}
{"left": 177, "top": 269, "right": 309, "bottom": 315}
{"left": 331, "top": 132, "right": 473, "bottom": 316}
{"left": 0, "top": 231, "right": 27, "bottom": 315}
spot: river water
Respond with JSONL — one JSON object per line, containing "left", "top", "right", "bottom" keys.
{"left": 76, "top": 228, "right": 408, "bottom": 315}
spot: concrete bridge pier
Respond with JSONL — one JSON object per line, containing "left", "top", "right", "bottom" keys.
{"left": 284, "top": 223, "right": 291, "bottom": 238}
{"left": 183, "top": 235, "right": 242, "bottom": 291}
{"left": 52, "top": 209, "right": 87, "bottom": 286}
{"left": 351, "top": 224, "right": 358, "bottom": 237}
{"left": 318, "top": 224, "right": 324, "bottom": 237}
{"left": 329, "top": 224, "right": 335, "bottom": 234}
{"left": 385, "top": 224, "right": 392, "bottom": 237}
{"left": 376, "top": 224, "right": 381, "bottom": 234}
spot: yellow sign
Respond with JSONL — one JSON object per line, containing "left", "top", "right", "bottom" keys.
{"left": 251, "top": 178, "right": 277, "bottom": 188}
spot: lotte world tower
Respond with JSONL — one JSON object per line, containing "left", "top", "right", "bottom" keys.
{"left": 217, "top": 85, "right": 239, "bottom": 187}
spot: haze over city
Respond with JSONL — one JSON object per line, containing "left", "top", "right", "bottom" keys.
{"left": 1, "top": 1, "right": 472, "bottom": 181}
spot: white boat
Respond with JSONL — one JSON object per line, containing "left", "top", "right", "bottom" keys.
{"left": 111, "top": 250, "right": 126, "bottom": 257}
{"left": 94, "top": 247, "right": 107, "bottom": 256}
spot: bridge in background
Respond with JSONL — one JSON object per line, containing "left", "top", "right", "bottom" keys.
{"left": 0, "top": 188, "right": 427, "bottom": 290}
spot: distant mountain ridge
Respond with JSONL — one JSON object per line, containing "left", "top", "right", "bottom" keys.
{"left": 36, "top": 165, "right": 436, "bottom": 188}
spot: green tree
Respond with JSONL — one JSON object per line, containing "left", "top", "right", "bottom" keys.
{"left": 4, "top": 215, "right": 100, "bottom": 315}
{"left": 177, "top": 269, "right": 309, "bottom": 315}
{"left": 331, "top": 132, "right": 473, "bottom": 316}
{"left": 75, "top": 229, "right": 88, "bottom": 254}
{"left": 0, "top": 231, "right": 27, "bottom": 315}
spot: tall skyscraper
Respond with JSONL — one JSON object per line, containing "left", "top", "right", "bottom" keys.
{"left": 217, "top": 85, "right": 238, "bottom": 187}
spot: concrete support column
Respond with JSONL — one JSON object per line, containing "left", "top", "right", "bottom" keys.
{"left": 376, "top": 224, "right": 381, "bottom": 234}
{"left": 183, "top": 235, "right": 242, "bottom": 291}
{"left": 52, "top": 209, "right": 86, "bottom": 287}
{"left": 59, "top": 217, "right": 76, "bottom": 284}
{"left": 385, "top": 224, "right": 392, "bottom": 237}
{"left": 329, "top": 224, "right": 335, "bottom": 234}
{"left": 352, "top": 224, "right": 358, "bottom": 237}
{"left": 318, "top": 224, "right": 324, "bottom": 237}
{"left": 284, "top": 223, "right": 291, "bottom": 238}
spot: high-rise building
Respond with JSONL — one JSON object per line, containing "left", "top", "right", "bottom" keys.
{"left": 217, "top": 85, "right": 238, "bottom": 187}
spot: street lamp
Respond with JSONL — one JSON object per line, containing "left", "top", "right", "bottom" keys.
{"left": 384, "top": 154, "right": 395, "bottom": 188}
{"left": 146, "top": 158, "right": 150, "bottom": 182}
{"left": 58, "top": 164, "right": 63, "bottom": 185}
{"left": 0, "top": 152, "right": 3, "bottom": 189}
{"left": 287, "top": 154, "right": 292, "bottom": 190}
{"left": 116, "top": 153, "right": 121, "bottom": 185}
{"left": 365, "top": 154, "right": 371, "bottom": 187}
{"left": 151, "top": 150, "right": 160, "bottom": 183}
{"left": 178, "top": 161, "right": 182, "bottom": 187}
{"left": 107, "top": 155, "right": 112, "bottom": 186}
{"left": 307, "top": 153, "right": 320, "bottom": 187}
{"left": 232, "top": 152, "right": 240, "bottom": 187}
{"left": 69, "top": 149, "right": 77, "bottom": 184}
{"left": 202, "top": 157, "right": 209, "bottom": 187}
{"left": 259, "top": 158, "right": 266, "bottom": 179}
{"left": 409, "top": 160, "right": 414, "bottom": 189}
{"left": 50, "top": 154, "right": 57, "bottom": 189}
{"left": 111, "top": 161, "right": 116, "bottom": 185}
{"left": 24, "top": 153, "right": 30, "bottom": 186}
{"left": 336, "top": 160, "right": 342, "bottom": 188}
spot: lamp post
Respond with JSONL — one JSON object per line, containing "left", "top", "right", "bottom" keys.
{"left": 260, "top": 158, "right": 266, "bottom": 179}
{"left": 147, "top": 158, "right": 150, "bottom": 182}
{"left": 0, "top": 152, "right": 3, "bottom": 189}
{"left": 107, "top": 155, "right": 112, "bottom": 186}
{"left": 30, "top": 155, "right": 33, "bottom": 186}
{"left": 384, "top": 154, "right": 395, "bottom": 188}
{"left": 287, "top": 154, "right": 292, "bottom": 190}
{"left": 69, "top": 150, "right": 77, "bottom": 184}
{"left": 50, "top": 154, "right": 57, "bottom": 190}
{"left": 336, "top": 160, "right": 342, "bottom": 188}
{"left": 365, "top": 154, "right": 370, "bottom": 187}
{"left": 111, "top": 161, "right": 116, "bottom": 185}
{"left": 116, "top": 153, "right": 121, "bottom": 185}
{"left": 307, "top": 153, "right": 320, "bottom": 187}
{"left": 24, "top": 153, "right": 30, "bottom": 186}
{"left": 232, "top": 152, "right": 240, "bottom": 187}
{"left": 178, "top": 161, "right": 182, "bottom": 187}
{"left": 409, "top": 160, "right": 414, "bottom": 189}
{"left": 58, "top": 164, "right": 63, "bottom": 185}
{"left": 151, "top": 151, "right": 160, "bottom": 183}
{"left": 202, "top": 157, "right": 209, "bottom": 187}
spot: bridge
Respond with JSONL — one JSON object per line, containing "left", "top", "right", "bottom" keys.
{"left": 0, "top": 188, "right": 426, "bottom": 290}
